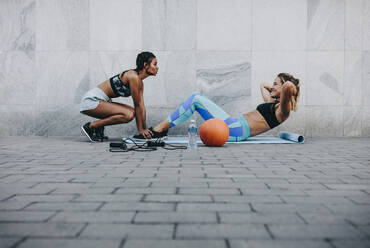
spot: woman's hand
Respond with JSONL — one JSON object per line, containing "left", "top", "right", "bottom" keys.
{"left": 263, "top": 84, "right": 273, "bottom": 93}
{"left": 138, "top": 129, "right": 153, "bottom": 139}
{"left": 260, "top": 83, "right": 274, "bottom": 102}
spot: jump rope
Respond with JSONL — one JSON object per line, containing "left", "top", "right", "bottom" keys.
{"left": 109, "top": 137, "right": 187, "bottom": 152}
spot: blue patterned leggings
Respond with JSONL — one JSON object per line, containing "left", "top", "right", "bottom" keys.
{"left": 167, "top": 92, "right": 251, "bottom": 142}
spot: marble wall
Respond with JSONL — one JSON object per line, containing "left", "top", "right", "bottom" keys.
{"left": 0, "top": 0, "right": 369, "bottom": 137}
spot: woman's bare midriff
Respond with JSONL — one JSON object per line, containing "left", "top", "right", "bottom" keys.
{"left": 97, "top": 80, "right": 116, "bottom": 98}
{"left": 243, "top": 110, "right": 271, "bottom": 136}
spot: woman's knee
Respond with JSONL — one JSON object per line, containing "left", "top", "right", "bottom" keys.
{"left": 126, "top": 110, "right": 135, "bottom": 122}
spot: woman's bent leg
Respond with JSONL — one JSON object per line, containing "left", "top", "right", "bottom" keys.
{"left": 163, "top": 92, "right": 251, "bottom": 141}
{"left": 167, "top": 92, "right": 231, "bottom": 126}
{"left": 82, "top": 101, "right": 135, "bottom": 128}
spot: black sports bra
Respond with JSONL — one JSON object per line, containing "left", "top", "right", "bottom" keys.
{"left": 256, "top": 102, "right": 280, "bottom": 129}
{"left": 109, "top": 70, "right": 131, "bottom": 97}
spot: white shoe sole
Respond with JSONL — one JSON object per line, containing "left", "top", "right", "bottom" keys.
{"left": 81, "top": 126, "right": 95, "bottom": 143}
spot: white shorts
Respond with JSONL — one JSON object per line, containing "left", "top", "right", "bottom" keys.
{"left": 80, "top": 87, "right": 111, "bottom": 113}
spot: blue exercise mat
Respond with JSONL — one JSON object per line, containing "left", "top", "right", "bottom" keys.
{"left": 125, "top": 131, "right": 304, "bottom": 144}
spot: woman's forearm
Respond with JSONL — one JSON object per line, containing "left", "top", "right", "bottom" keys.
{"left": 134, "top": 105, "right": 146, "bottom": 131}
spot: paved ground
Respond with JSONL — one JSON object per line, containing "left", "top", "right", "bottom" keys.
{"left": 0, "top": 136, "right": 369, "bottom": 248}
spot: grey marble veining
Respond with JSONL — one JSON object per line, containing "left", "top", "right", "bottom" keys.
{"left": 0, "top": 0, "right": 35, "bottom": 52}
{"left": 36, "top": 0, "right": 88, "bottom": 50}
{"left": 343, "top": 106, "right": 361, "bottom": 136}
{"left": 307, "top": 0, "right": 345, "bottom": 50}
{"left": 362, "top": 51, "right": 370, "bottom": 106}
{"left": 319, "top": 73, "right": 340, "bottom": 93}
{"left": 36, "top": 51, "right": 88, "bottom": 112}
{"left": 197, "top": 62, "right": 251, "bottom": 116}
{"left": 363, "top": 0, "right": 370, "bottom": 50}
{"left": 142, "top": 0, "right": 196, "bottom": 50}
{"left": 0, "top": 51, "right": 36, "bottom": 105}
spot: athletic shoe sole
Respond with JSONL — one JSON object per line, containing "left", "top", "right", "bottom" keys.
{"left": 81, "top": 126, "right": 95, "bottom": 143}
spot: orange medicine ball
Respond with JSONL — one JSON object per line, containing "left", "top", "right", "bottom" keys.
{"left": 199, "top": 118, "right": 229, "bottom": 147}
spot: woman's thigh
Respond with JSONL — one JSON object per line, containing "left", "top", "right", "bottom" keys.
{"left": 82, "top": 101, "right": 134, "bottom": 119}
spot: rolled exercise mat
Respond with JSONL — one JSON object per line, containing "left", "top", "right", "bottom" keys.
{"left": 279, "top": 131, "right": 305, "bottom": 143}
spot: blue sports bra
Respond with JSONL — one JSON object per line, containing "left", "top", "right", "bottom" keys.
{"left": 256, "top": 102, "right": 280, "bottom": 129}
{"left": 109, "top": 70, "right": 131, "bottom": 97}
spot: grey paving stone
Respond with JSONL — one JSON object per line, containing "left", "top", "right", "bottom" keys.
{"left": 123, "top": 239, "right": 226, "bottom": 248}
{"left": 0, "top": 238, "right": 22, "bottom": 248}
{"left": 101, "top": 202, "right": 175, "bottom": 211}
{"left": 214, "top": 195, "right": 283, "bottom": 204}
{"left": 268, "top": 224, "right": 366, "bottom": 239}
{"left": 50, "top": 211, "right": 135, "bottom": 223}
{"left": 219, "top": 213, "right": 304, "bottom": 224}
{"left": 134, "top": 212, "right": 217, "bottom": 223}
{"left": 176, "top": 224, "right": 270, "bottom": 239}
{"left": 251, "top": 203, "right": 331, "bottom": 214}
{"left": 0, "top": 211, "right": 56, "bottom": 222}
{"left": 177, "top": 203, "right": 252, "bottom": 212}
{"left": 178, "top": 188, "right": 240, "bottom": 195}
{"left": 330, "top": 240, "right": 370, "bottom": 248}
{"left": 229, "top": 239, "right": 332, "bottom": 248}
{"left": 0, "top": 223, "right": 84, "bottom": 237}
{"left": 0, "top": 136, "right": 370, "bottom": 247}
{"left": 17, "top": 238, "right": 121, "bottom": 248}
{"left": 114, "top": 187, "right": 176, "bottom": 194}
{"left": 24, "top": 202, "right": 102, "bottom": 211}
{"left": 72, "top": 194, "right": 142, "bottom": 202}
{"left": 144, "top": 194, "right": 212, "bottom": 203}
{"left": 80, "top": 224, "right": 173, "bottom": 238}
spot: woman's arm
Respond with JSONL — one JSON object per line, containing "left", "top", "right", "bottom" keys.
{"left": 130, "top": 76, "right": 152, "bottom": 138}
{"left": 260, "top": 83, "right": 274, "bottom": 103}
{"left": 279, "top": 81, "right": 297, "bottom": 117}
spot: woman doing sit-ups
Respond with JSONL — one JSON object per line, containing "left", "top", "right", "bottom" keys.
{"left": 134, "top": 73, "right": 300, "bottom": 141}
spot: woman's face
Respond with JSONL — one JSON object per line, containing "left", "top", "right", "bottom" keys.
{"left": 145, "top": 58, "right": 158, "bottom": 76}
{"left": 270, "top": 77, "right": 283, "bottom": 99}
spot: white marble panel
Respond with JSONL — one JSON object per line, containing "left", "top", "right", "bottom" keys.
{"left": 305, "top": 106, "right": 343, "bottom": 137}
{"left": 161, "top": 51, "right": 197, "bottom": 108}
{"left": 89, "top": 0, "right": 142, "bottom": 50}
{"left": 361, "top": 106, "right": 370, "bottom": 136}
{"left": 36, "top": 51, "right": 89, "bottom": 112}
{"left": 36, "top": 0, "right": 88, "bottom": 51}
{"left": 0, "top": 105, "right": 35, "bottom": 136}
{"left": 197, "top": 0, "right": 251, "bottom": 50}
{"left": 345, "top": 0, "right": 363, "bottom": 50}
{"left": 142, "top": 0, "right": 196, "bottom": 50}
{"left": 0, "top": 51, "right": 36, "bottom": 105}
{"left": 362, "top": 51, "right": 370, "bottom": 106}
{"left": 34, "top": 105, "right": 87, "bottom": 136}
{"left": 251, "top": 51, "right": 306, "bottom": 107}
{"left": 0, "top": 0, "right": 35, "bottom": 51}
{"left": 196, "top": 51, "right": 251, "bottom": 117}
{"left": 307, "top": 0, "right": 345, "bottom": 50}
{"left": 253, "top": 0, "right": 307, "bottom": 50}
{"left": 343, "top": 106, "right": 362, "bottom": 136}
{"left": 363, "top": 0, "right": 370, "bottom": 50}
{"left": 306, "top": 51, "right": 344, "bottom": 106}
{"left": 344, "top": 51, "right": 362, "bottom": 106}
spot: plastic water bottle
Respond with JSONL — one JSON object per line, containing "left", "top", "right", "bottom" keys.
{"left": 187, "top": 119, "right": 198, "bottom": 150}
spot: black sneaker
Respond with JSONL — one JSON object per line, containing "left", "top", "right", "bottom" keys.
{"left": 133, "top": 127, "right": 168, "bottom": 141}
{"left": 96, "top": 126, "right": 109, "bottom": 140}
{"left": 81, "top": 122, "right": 103, "bottom": 142}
